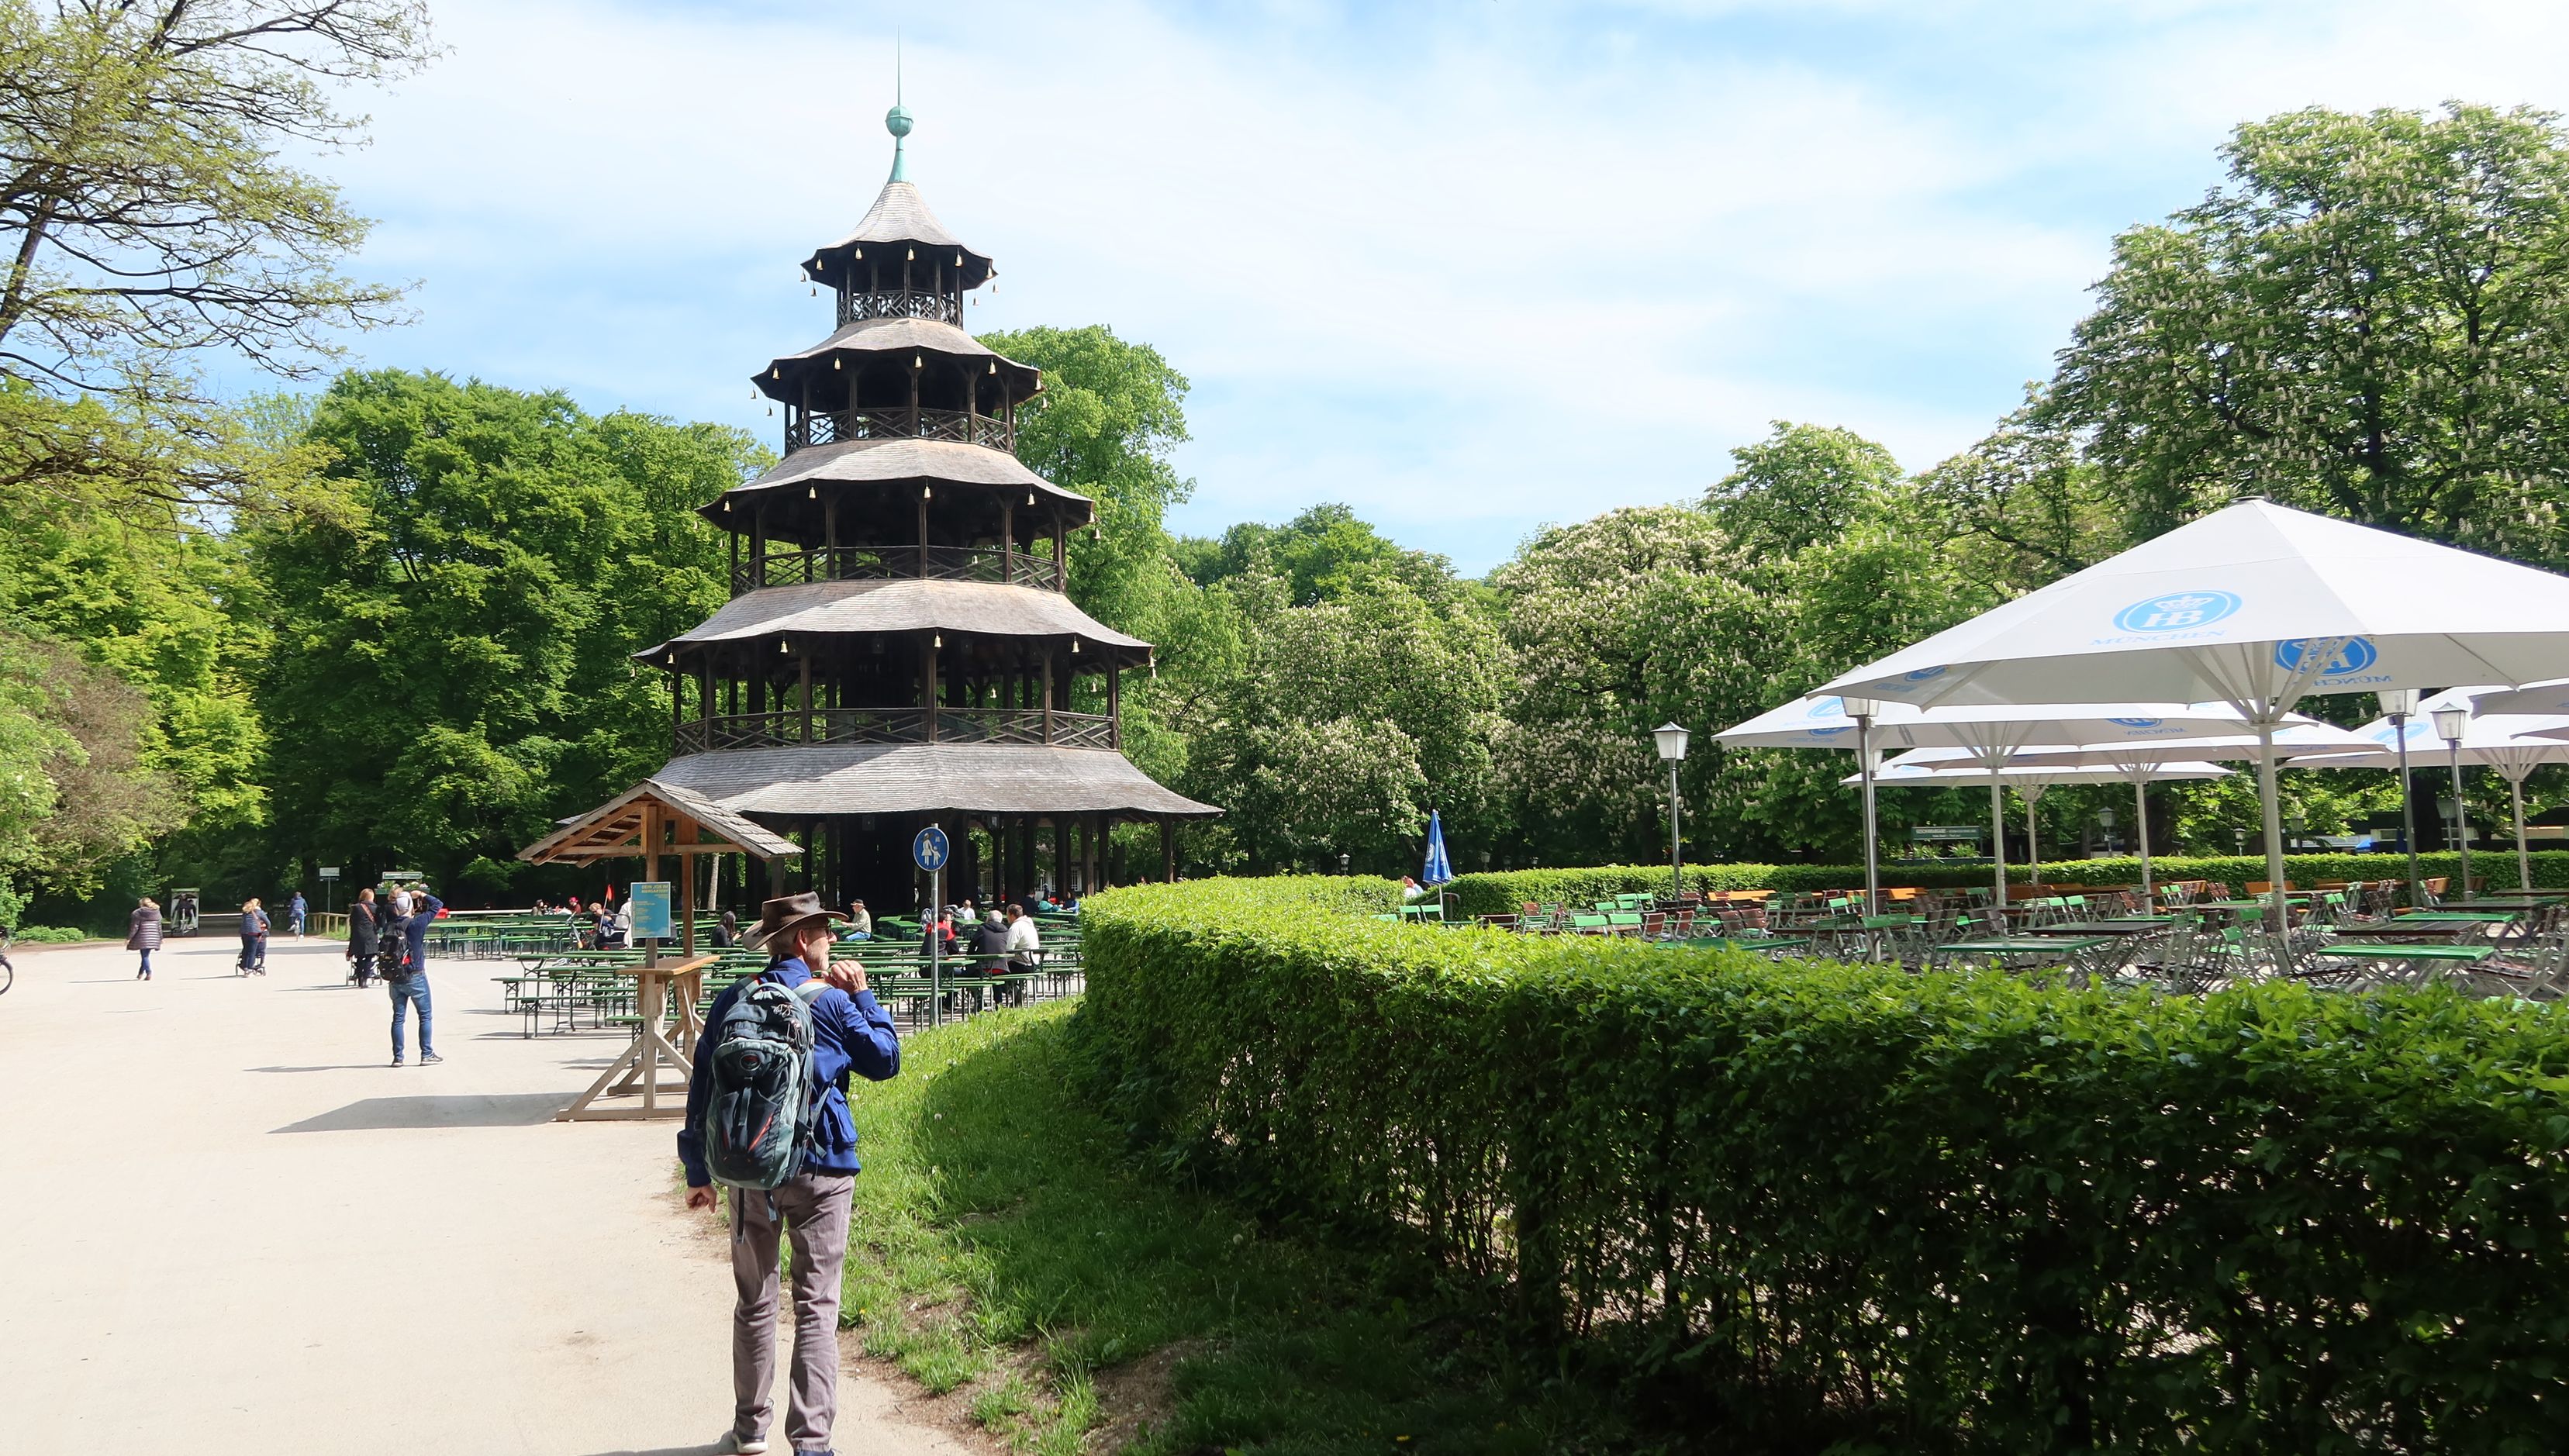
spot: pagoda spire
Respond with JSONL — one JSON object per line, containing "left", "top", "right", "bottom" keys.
{"left": 886, "top": 43, "right": 912, "bottom": 182}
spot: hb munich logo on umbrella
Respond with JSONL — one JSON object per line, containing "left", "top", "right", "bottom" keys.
{"left": 2113, "top": 590, "right": 2243, "bottom": 633}
{"left": 2274, "top": 636, "right": 2381, "bottom": 680}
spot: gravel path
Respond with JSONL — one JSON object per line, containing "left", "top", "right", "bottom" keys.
{"left": 0, "top": 933, "right": 975, "bottom": 1455}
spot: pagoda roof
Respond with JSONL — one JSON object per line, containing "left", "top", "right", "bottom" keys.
{"left": 703, "top": 437, "right": 1094, "bottom": 525}
{"left": 634, "top": 578, "right": 1148, "bottom": 660}
{"left": 803, "top": 180, "right": 994, "bottom": 292}
{"left": 757, "top": 315, "right": 1040, "bottom": 400}
{"left": 655, "top": 741, "right": 1221, "bottom": 819}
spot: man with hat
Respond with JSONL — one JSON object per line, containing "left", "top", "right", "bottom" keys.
{"left": 680, "top": 892, "right": 901, "bottom": 1456}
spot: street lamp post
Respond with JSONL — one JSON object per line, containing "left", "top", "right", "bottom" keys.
{"left": 2098, "top": 806, "right": 2116, "bottom": 857}
{"left": 2378, "top": 690, "right": 2426, "bottom": 909}
{"left": 1652, "top": 723, "right": 1690, "bottom": 901}
{"left": 2433, "top": 704, "right": 2471, "bottom": 902}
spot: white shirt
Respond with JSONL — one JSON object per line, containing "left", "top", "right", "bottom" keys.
{"left": 1003, "top": 917, "right": 1041, "bottom": 956}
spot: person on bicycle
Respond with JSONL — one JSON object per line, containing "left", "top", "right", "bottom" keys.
{"left": 238, "top": 899, "right": 270, "bottom": 976}
{"left": 288, "top": 890, "right": 308, "bottom": 940}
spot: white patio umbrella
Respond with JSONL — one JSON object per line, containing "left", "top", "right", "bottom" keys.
{"left": 1869, "top": 748, "right": 2244, "bottom": 899}
{"left": 1719, "top": 695, "right": 2262, "bottom": 920}
{"left": 2306, "top": 688, "right": 2569, "bottom": 892}
{"left": 1991, "top": 723, "right": 2380, "bottom": 899}
{"left": 1819, "top": 500, "right": 2569, "bottom": 951}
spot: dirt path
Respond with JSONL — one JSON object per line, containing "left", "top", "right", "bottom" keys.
{"left": 0, "top": 934, "right": 982, "bottom": 1455}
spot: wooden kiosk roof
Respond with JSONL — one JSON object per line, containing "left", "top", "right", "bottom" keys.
{"left": 518, "top": 778, "right": 801, "bottom": 865}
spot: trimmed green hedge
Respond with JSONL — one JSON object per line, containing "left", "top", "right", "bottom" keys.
{"left": 1077, "top": 875, "right": 2569, "bottom": 1451}
{"left": 1443, "top": 850, "right": 2567, "bottom": 916}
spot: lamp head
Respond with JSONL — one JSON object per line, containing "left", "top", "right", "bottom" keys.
{"left": 2432, "top": 706, "right": 2470, "bottom": 743}
{"left": 2377, "top": 688, "right": 2421, "bottom": 717}
{"left": 1837, "top": 694, "right": 1884, "bottom": 718}
{"left": 1652, "top": 722, "right": 1690, "bottom": 762}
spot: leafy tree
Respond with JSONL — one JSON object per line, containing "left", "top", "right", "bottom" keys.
{"left": 0, "top": 0, "right": 433, "bottom": 525}
{"left": 247, "top": 370, "right": 756, "bottom": 898}
{"left": 0, "top": 625, "right": 178, "bottom": 913}
{"left": 1495, "top": 505, "right": 1763, "bottom": 865}
{"left": 1704, "top": 422, "right": 1903, "bottom": 556}
{"left": 2046, "top": 103, "right": 2569, "bottom": 566}
{"left": 1178, "top": 502, "right": 1461, "bottom": 607}
{"left": 1186, "top": 569, "right": 1507, "bottom": 874}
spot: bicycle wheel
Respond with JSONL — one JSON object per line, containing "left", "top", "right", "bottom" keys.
{"left": 0, "top": 954, "right": 13, "bottom": 995}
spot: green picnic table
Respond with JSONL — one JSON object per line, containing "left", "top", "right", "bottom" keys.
{"left": 2303, "top": 941, "right": 2494, "bottom": 985}
{"left": 1670, "top": 935, "right": 1813, "bottom": 954}
{"left": 2019, "top": 917, "right": 2177, "bottom": 934}
{"left": 1937, "top": 937, "right": 2123, "bottom": 976}
{"left": 2391, "top": 910, "right": 2521, "bottom": 923}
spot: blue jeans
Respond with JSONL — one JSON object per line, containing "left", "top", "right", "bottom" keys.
{"left": 388, "top": 975, "right": 433, "bottom": 1060}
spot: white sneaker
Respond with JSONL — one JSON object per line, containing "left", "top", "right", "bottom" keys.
{"left": 722, "top": 1432, "right": 768, "bottom": 1454}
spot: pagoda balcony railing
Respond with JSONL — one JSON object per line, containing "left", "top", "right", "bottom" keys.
{"left": 733, "top": 544, "right": 1065, "bottom": 595}
{"left": 673, "top": 706, "right": 1117, "bottom": 756}
{"left": 835, "top": 289, "right": 962, "bottom": 327}
{"left": 786, "top": 405, "right": 1011, "bottom": 455}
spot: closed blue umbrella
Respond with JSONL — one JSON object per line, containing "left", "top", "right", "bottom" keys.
{"left": 1421, "top": 809, "right": 1454, "bottom": 886}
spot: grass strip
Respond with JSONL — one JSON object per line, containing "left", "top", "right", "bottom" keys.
{"left": 837, "top": 1000, "right": 1625, "bottom": 1455}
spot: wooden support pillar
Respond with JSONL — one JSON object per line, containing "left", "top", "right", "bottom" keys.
{"left": 676, "top": 819, "right": 699, "bottom": 958}
{"left": 907, "top": 357, "right": 920, "bottom": 435}
{"left": 1000, "top": 500, "right": 1014, "bottom": 585}
{"left": 922, "top": 637, "right": 939, "bottom": 741}
{"left": 965, "top": 369, "right": 979, "bottom": 445}
{"left": 917, "top": 490, "right": 931, "bottom": 576}
{"left": 798, "top": 649, "right": 813, "bottom": 742}
{"left": 1041, "top": 652, "right": 1055, "bottom": 744}
{"left": 1052, "top": 511, "right": 1066, "bottom": 591}
{"left": 823, "top": 494, "right": 837, "bottom": 578}
{"left": 1108, "top": 661, "right": 1122, "bottom": 749}
{"left": 1053, "top": 819, "right": 1069, "bottom": 898}
{"left": 1162, "top": 819, "right": 1176, "bottom": 884}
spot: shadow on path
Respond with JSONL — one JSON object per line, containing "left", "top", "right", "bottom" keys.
{"left": 273, "top": 1092, "right": 570, "bottom": 1133}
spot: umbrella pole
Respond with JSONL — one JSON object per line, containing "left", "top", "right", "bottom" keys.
{"left": 2393, "top": 712, "right": 2422, "bottom": 909}
{"left": 2134, "top": 777, "right": 2154, "bottom": 905}
{"left": 2450, "top": 745, "right": 2473, "bottom": 903}
{"left": 2025, "top": 793, "right": 2042, "bottom": 888}
{"left": 2511, "top": 772, "right": 2533, "bottom": 893}
{"left": 2256, "top": 720, "right": 2292, "bottom": 971}
{"left": 1858, "top": 719, "right": 1880, "bottom": 918}
{"left": 1989, "top": 774, "right": 2008, "bottom": 934}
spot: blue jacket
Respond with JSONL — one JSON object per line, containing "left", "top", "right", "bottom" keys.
{"left": 403, "top": 895, "right": 442, "bottom": 961}
{"left": 679, "top": 956, "right": 900, "bottom": 1186}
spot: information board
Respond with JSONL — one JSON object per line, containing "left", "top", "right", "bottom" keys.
{"left": 628, "top": 881, "right": 673, "bottom": 940}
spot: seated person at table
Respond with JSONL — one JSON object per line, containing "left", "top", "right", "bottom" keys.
{"left": 840, "top": 899, "right": 872, "bottom": 941}
{"left": 1400, "top": 875, "right": 1426, "bottom": 902}
{"left": 710, "top": 909, "right": 738, "bottom": 949}
{"left": 920, "top": 910, "right": 958, "bottom": 964}
{"left": 970, "top": 909, "right": 1010, "bottom": 977}
{"left": 1000, "top": 902, "right": 1041, "bottom": 1005}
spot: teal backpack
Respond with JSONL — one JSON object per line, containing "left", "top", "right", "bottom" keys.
{"left": 696, "top": 974, "right": 831, "bottom": 1190}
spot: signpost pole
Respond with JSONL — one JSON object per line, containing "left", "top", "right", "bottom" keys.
{"left": 913, "top": 824, "right": 951, "bottom": 1029}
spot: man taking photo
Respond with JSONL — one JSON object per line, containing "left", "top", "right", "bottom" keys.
{"left": 682, "top": 892, "right": 901, "bottom": 1456}
{"left": 388, "top": 883, "right": 441, "bottom": 1066}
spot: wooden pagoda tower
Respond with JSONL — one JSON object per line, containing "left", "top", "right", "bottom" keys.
{"left": 640, "top": 100, "right": 1217, "bottom": 911}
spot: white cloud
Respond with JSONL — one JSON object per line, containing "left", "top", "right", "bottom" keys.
{"left": 300, "top": 0, "right": 2569, "bottom": 571}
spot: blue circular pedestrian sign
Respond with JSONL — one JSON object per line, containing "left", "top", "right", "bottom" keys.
{"left": 912, "top": 826, "right": 951, "bottom": 872}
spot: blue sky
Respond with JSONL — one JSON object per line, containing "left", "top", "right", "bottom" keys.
{"left": 309, "top": 0, "right": 2569, "bottom": 572}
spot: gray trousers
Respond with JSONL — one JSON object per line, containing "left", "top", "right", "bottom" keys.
{"left": 730, "top": 1171, "right": 855, "bottom": 1450}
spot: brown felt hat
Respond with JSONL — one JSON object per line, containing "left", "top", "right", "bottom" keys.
{"left": 741, "top": 891, "right": 848, "bottom": 952}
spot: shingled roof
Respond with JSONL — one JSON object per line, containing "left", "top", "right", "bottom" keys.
{"left": 704, "top": 437, "right": 1093, "bottom": 524}
{"left": 655, "top": 742, "right": 1220, "bottom": 819}
{"left": 634, "top": 578, "right": 1148, "bottom": 660}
